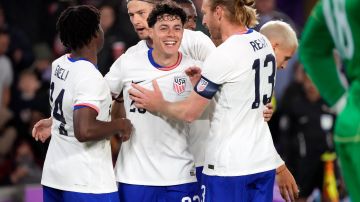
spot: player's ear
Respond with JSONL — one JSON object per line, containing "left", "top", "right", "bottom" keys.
{"left": 215, "top": 5, "right": 223, "bottom": 21}
{"left": 271, "top": 41, "right": 279, "bottom": 51}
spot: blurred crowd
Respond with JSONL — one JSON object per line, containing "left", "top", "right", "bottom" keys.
{"left": 0, "top": 0, "right": 348, "bottom": 201}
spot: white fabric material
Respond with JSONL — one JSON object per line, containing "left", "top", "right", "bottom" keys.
{"left": 41, "top": 55, "right": 116, "bottom": 193}
{"left": 200, "top": 31, "right": 284, "bottom": 176}
{"left": 124, "top": 29, "right": 216, "bottom": 168}
{"left": 105, "top": 50, "right": 203, "bottom": 185}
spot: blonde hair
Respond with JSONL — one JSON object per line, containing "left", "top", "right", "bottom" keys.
{"left": 208, "top": 0, "right": 258, "bottom": 27}
{"left": 260, "top": 20, "right": 298, "bottom": 50}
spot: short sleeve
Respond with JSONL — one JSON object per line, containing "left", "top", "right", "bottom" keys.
{"left": 200, "top": 50, "right": 233, "bottom": 85}
{"left": 73, "top": 64, "right": 108, "bottom": 114}
{"left": 104, "top": 54, "right": 126, "bottom": 98}
{"left": 181, "top": 30, "right": 216, "bottom": 61}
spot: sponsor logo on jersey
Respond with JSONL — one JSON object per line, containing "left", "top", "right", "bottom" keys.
{"left": 197, "top": 78, "right": 208, "bottom": 92}
{"left": 173, "top": 76, "right": 186, "bottom": 94}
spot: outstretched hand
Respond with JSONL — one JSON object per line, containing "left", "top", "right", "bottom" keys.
{"left": 32, "top": 117, "right": 52, "bottom": 143}
{"left": 128, "top": 80, "right": 165, "bottom": 113}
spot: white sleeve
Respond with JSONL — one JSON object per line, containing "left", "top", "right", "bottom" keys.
{"left": 73, "top": 65, "right": 107, "bottom": 113}
{"left": 200, "top": 50, "right": 234, "bottom": 85}
{"left": 104, "top": 55, "right": 126, "bottom": 98}
{"left": 274, "top": 152, "right": 285, "bottom": 168}
{"left": 181, "top": 29, "right": 215, "bottom": 61}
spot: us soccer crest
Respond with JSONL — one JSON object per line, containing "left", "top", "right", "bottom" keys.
{"left": 173, "top": 76, "right": 187, "bottom": 94}
{"left": 196, "top": 78, "right": 208, "bottom": 92}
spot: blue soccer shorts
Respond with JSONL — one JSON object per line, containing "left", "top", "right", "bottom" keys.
{"left": 43, "top": 186, "right": 119, "bottom": 202}
{"left": 118, "top": 182, "right": 200, "bottom": 202}
{"left": 201, "top": 169, "right": 275, "bottom": 202}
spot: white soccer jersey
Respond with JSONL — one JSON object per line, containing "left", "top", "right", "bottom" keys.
{"left": 199, "top": 30, "right": 284, "bottom": 176}
{"left": 126, "top": 29, "right": 215, "bottom": 61}
{"left": 105, "top": 50, "right": 202, "bottom": 185}
{"left": 41, "top": 54, "right": 117, "bottom": 193}
{"left": 124, "top": 29, "right": 215, "bottom": 168}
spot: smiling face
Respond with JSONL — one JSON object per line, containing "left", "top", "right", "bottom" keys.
{"left": 127, "top": 0, "right": 154, "bottom": 40}
{"left": 149, "top": 14, "right": 184, "bottom": 57}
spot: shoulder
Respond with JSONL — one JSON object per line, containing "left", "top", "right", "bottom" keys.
{"left": 125, "top": 40, "right": 147, "bottom": 55}
{"left": 181, "top": 53, "right": 203, "bottom": 65}
{"left": 183, "top": 29, "right": 209, "bottom": 38}
{"left": 183, "top": 29, "right": 213, "bottom": 44}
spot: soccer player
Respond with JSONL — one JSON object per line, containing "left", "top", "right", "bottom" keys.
{"left": 40, "top": 5, "right": 132, "bottom": 202}
{"left": 260, "top": 20, "right": 298, "bottom": 70}
{"left": 105, "top": 3, "right": 200, "bottom": 201}
{"left": 122, "top": 1, "right": 275, "bottom": 197}
{"left": 299, "top": 0, "right": 360, "bottom": 201}
{"left": 174, "top": 0, "right": 198, "bottom": 31}
{"left": 129, "top": 0, "right": 298, "bottom": 201}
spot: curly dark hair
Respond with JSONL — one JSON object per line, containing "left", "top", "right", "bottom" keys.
{"left": 147, "top": 2, "right": 187, "bottom": 28}
{"left": 56, "top": 5, "right": 100, "bottom": 51}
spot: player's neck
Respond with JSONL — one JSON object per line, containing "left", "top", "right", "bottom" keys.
{"left": 70, "top": 48, "right": 98, "bottom": 65}
{"left": 151, "top": 48, "right": 179, "bottom": 67}
{"left": 221, "top": 22, "right": 248, "bottom": 42}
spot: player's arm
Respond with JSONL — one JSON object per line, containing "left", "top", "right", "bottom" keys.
{"left": 299, "top": 2, "right": 346, "bottom": 108}
{"left": 73, "top": 107, "right": 132, "bottom": 142}
{"left": 111, "top": 93, "right": 131, "bottom": 142}
{"left": 130, "top": 80, "right": 210, "bottom": 122}
{"left": 111, "top": 92, "right": 126, "bottom": 120}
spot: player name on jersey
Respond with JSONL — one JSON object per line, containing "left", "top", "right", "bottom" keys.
{"left": 54, "top": 65, "right": 69, "bottom": 81}
{"left": 249, "top": 37, "right": 269, "bottom": 52}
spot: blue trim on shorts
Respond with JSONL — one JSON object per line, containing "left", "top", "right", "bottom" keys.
{"left": 43, "top": 186, "right": 119, "bottom": 202}
{"left": 201, "top": 169, "right": 276, "bottom": 202}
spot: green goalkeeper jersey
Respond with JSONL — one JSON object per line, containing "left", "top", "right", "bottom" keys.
{"left": 300, "top": 0, "right": 360, "bottom": 141}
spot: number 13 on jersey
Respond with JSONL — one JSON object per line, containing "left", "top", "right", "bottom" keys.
{"left": 251, "top": 54, "right": 276, "bottom": 109}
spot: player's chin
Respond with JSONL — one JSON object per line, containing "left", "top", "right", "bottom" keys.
{"left": 163, "top": 46, "right": 179, "bottom": 55}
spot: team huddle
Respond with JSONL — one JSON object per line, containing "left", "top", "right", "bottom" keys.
{"left": 32, "top": 0, "right": 301, "bottom": 202}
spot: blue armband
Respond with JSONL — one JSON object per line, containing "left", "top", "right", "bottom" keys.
{"left": 194, "top": 76, "right": 220, "bottom": 99}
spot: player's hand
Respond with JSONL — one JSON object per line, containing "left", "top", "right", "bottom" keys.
{"left": 276, "top": 164, "right": 299, "bottom": 202}
{"left": 263, "top": 103, "right": 274, "bottom": 122}
{"left": 129, "top": 80, "right": 165, "bottom": 113}
{"left": 116, "top": 118, "right": 133, "bottom": 142}
{"left": 32, "top": 117, "right": 52, "bottom": 143}
{"left": 185, "top": 66, "right": 202, "bottom": 86}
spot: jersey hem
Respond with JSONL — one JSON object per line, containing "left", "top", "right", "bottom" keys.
{"left": 41, "top": 181, "right": 117, "bottom": 194}
{"left": 202, "top": 164, "right": 280, "bottom": 177}
{"left": 116, "top": 177, "right": 197, "bottom": 186}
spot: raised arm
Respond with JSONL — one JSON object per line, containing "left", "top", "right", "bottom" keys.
{"left": 129, "top": 80, "right": 209, "bottom": 122}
